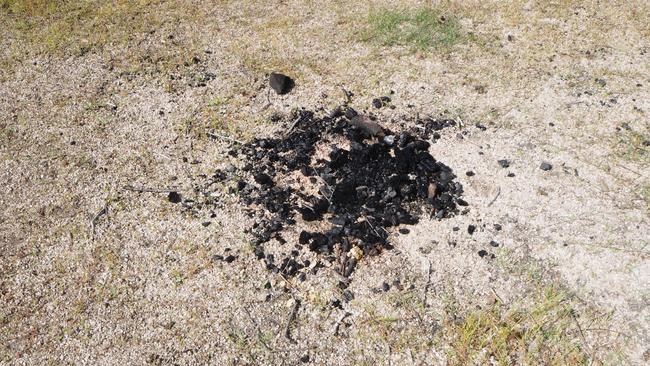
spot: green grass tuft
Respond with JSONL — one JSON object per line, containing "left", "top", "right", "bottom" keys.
{"left": 365, "top": 7, "right": 462, "bottom": 51}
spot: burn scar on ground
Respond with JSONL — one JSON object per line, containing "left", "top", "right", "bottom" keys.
{"left": 212, "top": 107, "right": 467, "bottom": 288}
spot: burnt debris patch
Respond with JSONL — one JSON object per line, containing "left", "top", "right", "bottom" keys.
{"left": 232, "top": 109, "right": 464, "bottom": 282}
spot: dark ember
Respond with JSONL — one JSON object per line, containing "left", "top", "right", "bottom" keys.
{"left": 233, "top": 108, "right": 464, "bottom": 280}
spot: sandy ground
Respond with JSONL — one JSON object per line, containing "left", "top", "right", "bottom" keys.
{"left": 1, "top": 1, "right": 649, "bottom": 365}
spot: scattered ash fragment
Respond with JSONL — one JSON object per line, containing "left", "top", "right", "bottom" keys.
{"left": 231, "top": 108, "right": 464, "bottom": 282}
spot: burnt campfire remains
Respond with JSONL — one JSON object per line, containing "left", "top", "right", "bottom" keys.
{"left": 226, "top": 106, "right": 467, "bottom": 285}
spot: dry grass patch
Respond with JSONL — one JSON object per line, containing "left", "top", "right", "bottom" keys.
{"left": 445, "top": 286, "right": 614, "bottom": 365}
{"left": 2, "top": 0, "right": 163, "bottom": 53}
{"left": 1, "top": 0, "right": 207, "bottom": 78}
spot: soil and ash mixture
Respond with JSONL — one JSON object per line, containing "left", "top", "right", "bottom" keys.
{"left": 218, "top": 107, "right": 466, "bottom": 285}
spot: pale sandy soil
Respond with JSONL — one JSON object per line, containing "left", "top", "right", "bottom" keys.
{"left": 1, "top": 1, "right": 648, "bottom": 365}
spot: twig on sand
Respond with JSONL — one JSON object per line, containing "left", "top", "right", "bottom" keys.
{"left": 332, "top": 311, "right": 351, "bottom": 336}
{"left": 123, "top": 185, "right": 182, "bottom": 193}
{"left": 487, "top": 186, "right": 501, "bottom": 207}
{"left": 422, "top": 260, "right": 432, "bottom": 306}
{"left": 363, "top": 216, "right": 381, "bottom": 238}
{"left": 285, "top": 114, "right": 305, "bottom": 137}
{"left": 312, "top": 168, "right": 334, "bottom": 202}
{"left": 490, "top": 287, "right": 504, "bottom": 304}
{"left": 207, "top": 132, "right": 245, "bottom": 144}
{"left": 243, "top": 305, "right": 277, "bottom": 352}
{"left": 341, "top": 88, "right": 352, "bottom": 104}
{"left": 284, "top": 299, "right": 301, "bottom": 343}
{"left": 571, "top": 311, "right": 595, "bottom": 365}
{"left": 582, "top": 328, "right": 632, "bottom": 339}
{"left": 258, "top": 102, "right": 271, "bottom": 113}
{"left": 90, "top": 205, "right": 108, "bottom": 240}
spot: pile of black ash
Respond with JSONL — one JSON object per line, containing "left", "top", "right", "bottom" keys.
{"left": 230, "top": 108, "right": 466, "bottom": 283}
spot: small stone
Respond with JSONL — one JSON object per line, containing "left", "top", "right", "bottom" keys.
{"left": 269, "top": 112, "right": 283, "bottom": 122}
{"left": 494, "top": 224, "right": 502, "bottom": 231}
{"left": 168, "top": 191, "right": 182, "bottom": 203}
{"left": 399, "top": 228, "right": 410, "bottom": 234}
{"left": 478, "top": 250, "right": 488, "bottom": 257}
{"left": 408, "top": 140, "right": 430, "bottom": 151}
{"left": 427, "top": 183, "right": 437, "bottom": 199}
{"left": 507, "top": 172, "right": 515, "bottom": 177}
{"left": 298, "top": 231, "right": 311, "bottom": 244}
{"left": 372, "top": 98, "right": 383, "bottom": 108}
{"left": 381, "top": 282, "right": 390, "bottom": 292}
{"left": 343, "top": 289, "right": 354, "bottom": 302}
{"left": 344, "top": 107, "right": 358, "bottom": 119}
{"left": 201, "top": 221, "right": 211, "bottom": 227}
{"left": 329, "top": 106, "right": 344, "bottom": 118}
{"left": 497, "top": 159, "right": 510, "bottom": 168}
{"left": 452, "top": 226, "right": 460, "bottom": 231}
{"left": 466, "top": 171, "right": 475, "bottom": 176}
{"left": 540, "top": 162, "right": 553, "bottom": 171}
{"left": 254, "top": 173, "right": 274, "bottom": 185}
{"left": 349, "top": 115, "right": 383, "bottom": 136}
{"left": 338, "top": 280, "right": 349, "bottom": 290}
{"left": 300, "top": 355, "right": 310, "bottom": 363}
{"left": 468, "top": 225, "right": 476, "bottom": 235}
{"left": 383, "top": 135, "right": 395, "bottom": 146}
{"left": 236, "top": 180, "right": 247, "bottom": 191}
{"left": 392, "top": 279, "right": 404, "bottom": 291}
{"left": 269, "top": 72, "right": 294, "bottom": 95}
{"left": 224, "top": 255, "right": 236, "bottom": 263}
{"left": 642, "top": 140, "right": 650, "bottom": 147}
{"left": 489, "top": 240, "right": 500, "bottom": 247}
